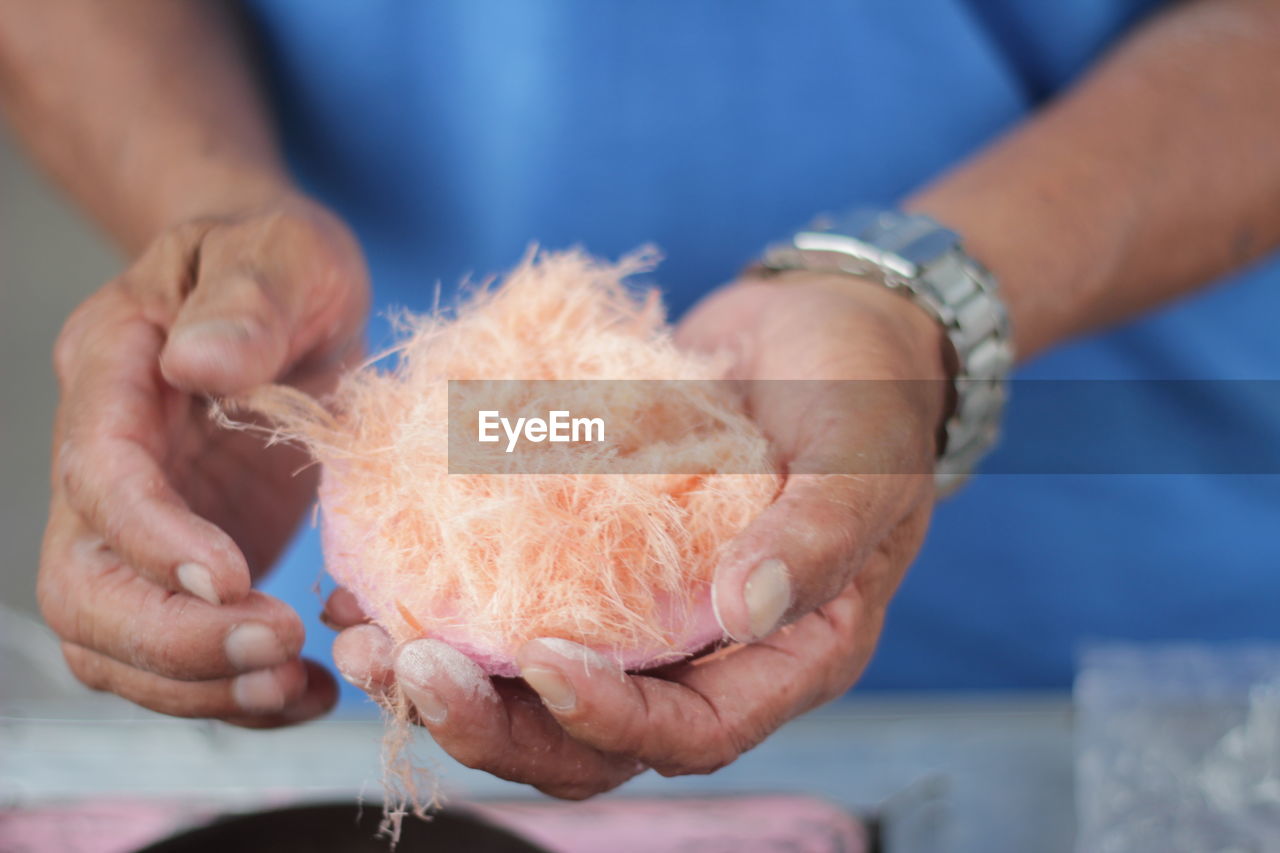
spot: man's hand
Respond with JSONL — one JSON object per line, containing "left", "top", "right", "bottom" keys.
{"left": 38, "top": 195, "right": 370, "bottom": 727}
{"left": 330, "top": 271, "right": 949, "bottom": 797}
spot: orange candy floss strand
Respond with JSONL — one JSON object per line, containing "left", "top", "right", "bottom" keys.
{"left": 395, "top": 601, "right": 426, "bottom": 637}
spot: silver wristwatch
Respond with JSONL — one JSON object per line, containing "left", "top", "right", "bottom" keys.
{"left": 759, "top": 208, "right": 1014, "bottom": 495}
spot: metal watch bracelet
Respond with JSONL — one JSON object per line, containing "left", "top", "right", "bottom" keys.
{"left": 758, "top": 208, "right": 1014, "bottom": 496}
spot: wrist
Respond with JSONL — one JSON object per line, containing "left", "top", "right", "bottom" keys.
{"left": 764, "top": 269, "right": 952, "bottom": 380}
{"left": 755, "top": 208, "right": 1012, "bottom": 493}
{"left": 744, "top": 268, "right": 954, "bottom": 457}
{"left": 839, "top": 275, "right": 956, "bottom": 458}
{"left": 902, "top": 157, "right": 1130, "bottom": 362}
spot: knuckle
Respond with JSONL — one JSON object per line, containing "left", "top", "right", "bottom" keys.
{"left": 37, "top": 535, "right": 124, "bottom": 648}
{"left": 55, "top": 438, "right": 89, "bottom": 501}
{"left": 813, "top": 588, "right": 864, "bottom": 654}
{"left": 57, "top": 440, "right": 124, "bottom": 537}
{"left": 61, "top": 443, "right": 165, "bottom": 550}
{"left": 818, "top": 603, "right": 880, "bottom": 694}
{"left": 36, "top": 543, "right": 99, "bottom": 646}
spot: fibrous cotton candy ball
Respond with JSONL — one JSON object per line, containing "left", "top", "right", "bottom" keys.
{"left": 236, "top": 248, "right": 781, "bottom": 676}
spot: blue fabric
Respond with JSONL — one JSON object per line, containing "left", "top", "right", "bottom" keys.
{"left": 241, "top": 0, "right": 1280, "bottom": 700}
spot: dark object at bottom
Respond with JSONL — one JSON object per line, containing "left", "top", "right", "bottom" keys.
{"left": 132, "top": 802, "right": 549, "bottom": 853}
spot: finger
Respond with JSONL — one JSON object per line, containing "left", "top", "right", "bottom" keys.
{"left": 517, "top": 585, "right": 875, "bottom": 777}
{"left": 67, "top": 222, "right": 275, "bottom": 397}
{"left": 57, "top": 430, "right": 252, "bottom": 605}
{"left": 155, "top": 210, "right": 368, "bottom": 396}
{"left": 713, "top": 383, "right": 934, "bottom": 641}
{"left": 321, "top": 587, "right": 369, "bottom": 630}
{"left": 61, "top": 642, "right": 309, "bottom": 718}
{"left": 54, "top": 295, "right": 251, "bottom": 605}
{"left": 159, "top": 271, "right": 293, "bottom": 395}
{"left": 710, "top": 475, "right": 867, "bottom": 642}
{"left": 393, "top": 639, "right": 640, "bottom": 800}
{"left": 221, "top": 661, "right": 341, "bottom": 729}
{"left": 39, "top": 513, "right": 304, "bottom": 680}
{"left": 517, "top": 638, "right": 738, "bottom": 776}
{"left": 332, "top": 624, "right": 395, "bottom": 692}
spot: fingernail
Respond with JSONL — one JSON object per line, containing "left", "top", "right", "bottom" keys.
{"left": 172, "top": 318, "right": 256, "bottom": 346}
{"left": 176, "top": 563, "right": 220, "bottom": 605}
{"left": 395, "top": 639, "right": 450, "bottom": 724}
{"left": 403, "top": 683, "right": 449, "bottom": 725}
{"left": 322, "top": 588, "right": 366, "bottom": 629}
{"left": 233, "top": 669, "right": 286, "bottom": 713}
{"left": 529, "top": 637, "right": 612, "bottom": 670}
{"left": 225, "top": 622, "right": 287, "bottom": 671}
{"left": 333, "top": 624, "right": 392, "bottom": 689}
{"left": 521, "top": 667, "right": 576, "bottom": 712}
{"left": 395, "top": 639, "right": 488, "bottom": 726}
{"left": 744, "top": 558, "right": 791, "bottom": 639}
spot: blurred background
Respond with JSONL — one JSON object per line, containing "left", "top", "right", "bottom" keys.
{"left": 0, "top": 125, "right": 118, "bottom": 618}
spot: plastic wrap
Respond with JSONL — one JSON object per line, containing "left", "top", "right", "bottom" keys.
{"left": 1076, "top": 644, "right": 1280, "bottom": 852}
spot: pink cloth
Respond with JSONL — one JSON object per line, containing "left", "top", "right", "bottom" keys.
{"left": 471, "top": 794, "right": 870, "bottom": 853}
{"left": 0, "top": 794, "right": 868, "bottom": 852}
{"left": 0, "top": 801, "right": 213, "bottom": 853}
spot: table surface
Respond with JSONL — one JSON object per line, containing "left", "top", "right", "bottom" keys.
{"left": 2, "top": 604, "right": 1077, "bottom": 852}
{"left": 1, "top": 687, "right": 1076, "bottom": 853}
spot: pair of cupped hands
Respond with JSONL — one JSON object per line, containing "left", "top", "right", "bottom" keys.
{"left": 39, "top": 194, "right": 946, "bottom": 799}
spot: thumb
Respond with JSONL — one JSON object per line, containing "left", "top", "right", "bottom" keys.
{"left": 712, "top": 473, "right": 880, "bottom": 642}
{"left": 712, "top": 382, "right": 938, "bottom": 642}
{"left": 160, "top": 271, "right": 292, "bottom": 396}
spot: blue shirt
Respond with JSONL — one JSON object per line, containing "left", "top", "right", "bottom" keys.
{"left": 243, "top": 0, "right": 1280, "bottom": 697}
